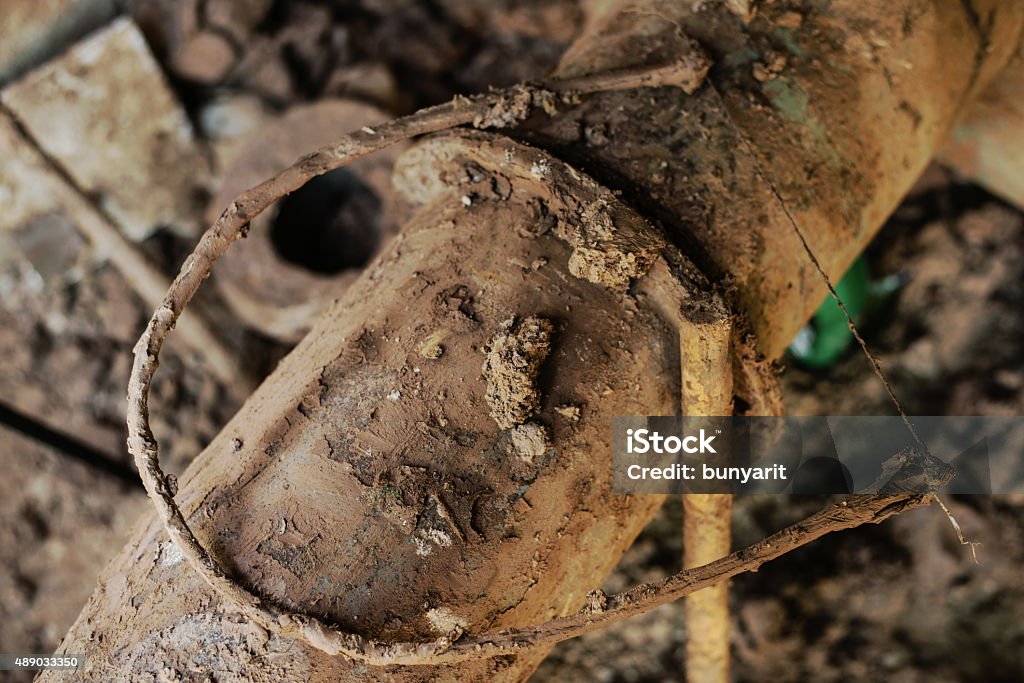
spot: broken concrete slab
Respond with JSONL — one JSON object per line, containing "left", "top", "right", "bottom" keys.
{"left": 0, "top": 108, "right": 244, "bottom": 388}
{"left": 1, "top": 17, "right": 211, "bottom": 241}
{"left": 0, "top": 110, "right": 243, "bottom": 461}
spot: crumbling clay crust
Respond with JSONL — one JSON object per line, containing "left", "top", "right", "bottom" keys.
{"left": 482, "top": 316, "right": 554, "bottom": 430}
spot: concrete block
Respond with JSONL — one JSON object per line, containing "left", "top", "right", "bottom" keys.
{"left": 2, "top": 17, "right": 210, "bottom": 240}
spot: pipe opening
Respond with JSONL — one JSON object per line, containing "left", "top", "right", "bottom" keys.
{"left": 269, "top": 168, "right": 382, "bottom": 275}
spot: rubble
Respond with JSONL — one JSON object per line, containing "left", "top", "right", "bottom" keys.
{"left": 0, "top": 425, "right": 146, "bottom": 683}
{"left": 0, "top": 111, "right": 237, "bottom": 468}
{"left": 1, "top": 17, "right": 211, "bottom": 241}
{"left": 204, "top": 0, "right": 274, "bottom": 43}
{"left": 0, "top": 0, "right": 117, "bottom": 84}
{"left": 169, "top": 30, "right": 237, "bottom": 85}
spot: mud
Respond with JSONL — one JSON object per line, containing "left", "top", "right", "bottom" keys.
{"left": 482, "top": 316, "right": 554, "bottom": 430}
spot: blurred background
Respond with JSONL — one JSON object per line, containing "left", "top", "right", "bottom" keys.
{"left": 0, "top": 2, "right": 1021, "bottom": 681}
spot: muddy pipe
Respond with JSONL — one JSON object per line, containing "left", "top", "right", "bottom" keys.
{"left": 48, "top": 1, "right": 1024, "bottom": 681}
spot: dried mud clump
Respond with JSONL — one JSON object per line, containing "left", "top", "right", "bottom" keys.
{"left": 510, "top": 422, "right": 552, "bottom": 460}
{"left": 482, "top": 316, "right": 554, "bottom": 429}
{"left": 559, "top": 201, "right": 664, "bottom": 289}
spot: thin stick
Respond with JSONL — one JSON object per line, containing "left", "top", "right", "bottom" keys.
{"left": 679, "top": 309, "right": 734, "bottom": 683}
{"left": 933, "top": 495, "right": 982, "bottom": 564}
{"left": 548, "top": 54, "right": 710, "bottom": 95}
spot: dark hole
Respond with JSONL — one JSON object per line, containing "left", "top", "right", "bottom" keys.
{"left": 270, "top": 168, "right": 382, "bottom": 275}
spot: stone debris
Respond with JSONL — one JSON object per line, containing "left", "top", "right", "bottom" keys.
{"left": 169, "top": 30, "right": 236, "bottom": 85}
{"left": 1, "top": 17, "right": 211, "bottom": 241}
{"left": 0, "top": 0, "right": 117, "bottom": 84}
{"left": 203, "top": 0, "right": 273, "bottom": 44}
{"left": 0, "top": 112, "right": 235, "bottom": 473}
{"left": 0, "top": 425, "right": 147, "bottom": 663}
{"left": 197, "top": 93, "right": 271, "bottom": 165}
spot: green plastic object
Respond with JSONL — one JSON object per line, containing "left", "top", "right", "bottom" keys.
{"left": 788, "top": 257, "right": 870, "bottom": 368}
